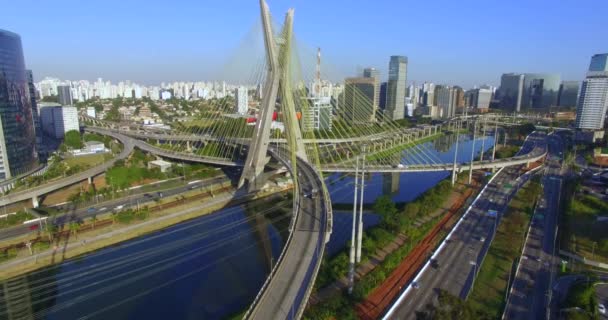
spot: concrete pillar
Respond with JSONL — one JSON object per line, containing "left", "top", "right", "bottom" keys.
{"left": 32, "top": 195, "right": 39, "bottom": 208}
{"left": 87, "top": 176, "right": 93, "bottom": 184}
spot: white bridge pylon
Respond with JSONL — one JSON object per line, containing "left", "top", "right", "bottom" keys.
{"left": 238, "top": 0, "right": 307, "bottom": 191}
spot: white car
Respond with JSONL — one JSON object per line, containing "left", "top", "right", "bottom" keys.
{"left": 599, "top": 304, "right": 606, "bottom": 315}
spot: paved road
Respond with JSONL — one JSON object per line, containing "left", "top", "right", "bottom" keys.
{"left": 386, "top": 133, "right": 546, "bottom": 319}
{"left": 503, "top": 134, "right": 564, "bottom": 320}
{"left": 0, "top": 176, "right": 231, "bottom": 242}
{"left": 246, "top": 150, "right": 330, "bottom": 320}
{"left": 0, "top": 128, "right": 135, "bottom": 208}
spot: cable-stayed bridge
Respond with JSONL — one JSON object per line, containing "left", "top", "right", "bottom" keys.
{"left": 0, "top": 1, "right": 551, "bottom": 319}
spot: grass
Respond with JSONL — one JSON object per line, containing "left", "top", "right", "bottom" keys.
{"left": 494, "top": 145, "right": 520, "bottom": 159}
{"left": 466, "top": 178, "right": 542, "bottom": 318}
{"left": 64, "top": 153, "right": 109, "bottom": 167}
{"left": 561, "top": 180, "right": 608, "bottom": 263}
{"left": 0, "top": 211, "right": 35, "bottom": 229}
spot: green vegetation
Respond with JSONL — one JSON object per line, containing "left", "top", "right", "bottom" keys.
{"left": 466, "top": 177, "right": 542, "bottom": 318}
{"left": 112, "top": 207, "right": 150, "bottom": 224}
{"left": 563, "top": 280, "right": 600, "bottom": 320}
{"left": 494, "top": 145, "right": 520, "bottom": 159}
{"left": 561, "top": 179, "right": 608, "bottom": 262}
{"left": 416, "top": 289, "right": 486, "bottom": 320}
{"left": 307, "top": 179, "right": 454, "bottom": 319}
{"left": 64, "top": 153, "right": 109, "bottom": 167}
{"left": 0, "top": 248, "right": 17, "bottom": 263}
{"left": 0, "top": 210, "right": 35, "bottom": 229}
{"left": 64, "top": 130, "right": 84, "bottom": 149}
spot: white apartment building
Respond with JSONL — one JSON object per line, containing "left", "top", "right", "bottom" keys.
{"left": 39, "top": 104, "right": 79, "bottom": 139}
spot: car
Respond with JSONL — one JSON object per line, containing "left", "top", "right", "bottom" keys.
{"left": 599, "top": 304, "right": 606, "bottom": 315}
{"left": 479, "top": 237, "right": 486, "bottom": 242}
{"left": 431, "top": 259, "right": 439, "bottom": 269}
{"left": 99, "top": 207, "right": 107, "bottom": 212}
{"left": 87, "top": 207, "right": 95, "bottom": 213}
{"left": 412, "top": 281, "right": 420, "bottom": 289}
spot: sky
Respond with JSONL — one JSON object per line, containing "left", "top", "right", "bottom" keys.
{"left": 1, "top": 0, "right": 606, "bottom": 88}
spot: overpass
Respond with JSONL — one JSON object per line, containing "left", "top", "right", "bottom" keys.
{"left": 0, "top": 128, "right": 134, "bottom": 208}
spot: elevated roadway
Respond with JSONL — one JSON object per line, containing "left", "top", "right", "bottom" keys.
{"left": 0, "top": 128, "right": 134, "bottom": 208}
{"left": 244, "top": 148, "right": 332, "bottom": 320}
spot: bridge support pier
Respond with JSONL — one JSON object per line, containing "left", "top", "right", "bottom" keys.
{"left": 32, "top": 195, "right": 39, "bottom": 208}
{"left": 87, "top": 176, "right": 93, "bottom": 184}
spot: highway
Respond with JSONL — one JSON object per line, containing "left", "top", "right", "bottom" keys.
{"left": 384, "top": 133, "right": 546, "bottom": 320}
{"left": 245, "top": 150, "right": 331, "bottom": 320}
{"left": 0, "top": 128, "right": 135, "bottom": 208}
{"left": 502, "top": 133, "right": 564, "bottom": 320}
{"left": 0, "top": 176, "right": 231, "bottom": 242}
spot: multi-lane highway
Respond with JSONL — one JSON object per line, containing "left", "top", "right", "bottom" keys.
{"left": 503, "top": 133, "right": 564, "bottom": 319}
{"left": 384, "top": 132, "right": 546, "bottom": 320}
{"left": 0, "top": 176, "right": 231, "bottom": 241}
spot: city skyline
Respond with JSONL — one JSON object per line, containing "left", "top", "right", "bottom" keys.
{"left": 1, "top": 0, "right": 607, "bottom": 88}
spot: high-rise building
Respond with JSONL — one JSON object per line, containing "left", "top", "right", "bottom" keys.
{"left": 522, "top": 73, "right": 561, "bottom": 109}
{"left": 26, "top": 70, "right": 41, "bottom": 145}
{"left": 386, "top": 56, "right": 408, "bottom": 120}
{"left": 363, "top": 67, "right": 380, "bottom": 114}
{"left": 57, "top": 85, "right": 73, "bottom": 106}
{"left": 589, "top": 53, "right": 608, "bottom": 72}
{"left": 435, "top": 85, "right": 456, "bottom": 119}
{"left": 499, "top": 73, "right": 524, "bottom": 112}
{"left": 466, "top": 88, "right": 492, "bottom": 110}
{"left": 343, "top": 77, "right": 376, "bottom": 124}
{"left": 302, "top": 97, "right": 333, "bottom": 132}
{"left": 379, "top": 82, "right": 387, "bottom": 111}
{"left": 39, "top": 104, "right": 80, "bottom": 139}
{"left": 576, "top": 53, "right": 608, "bottom": 130}
{"left": 0, "top": 29, "right": 38, "bottom": 180}
{"left": 557, "top": 81, "right": 580, "bottom": 108}
{"left": 235, "top": 86, "right": 248, "bottom": 115}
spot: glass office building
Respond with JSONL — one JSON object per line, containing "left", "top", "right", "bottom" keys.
{"left": 386, "top": 56, "right": 407, "bottom": 120}
{"left": 0, "top": 29, "right": 38, "bottom": 180}
{"left": 522, "top": 73, "right": 561, "bottom": 109}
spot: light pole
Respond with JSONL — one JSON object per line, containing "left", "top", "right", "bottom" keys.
{"left": 348, "top": 156, "right": 359, "bottom": 294}
{"left": 356, "top": 146, "right": 367, "bottom": 263}
{"left": 469, "top": 120, "right": 477, "bottom": 184}
{"left": 451, "top": 120, "right": 460, "bottom": 186}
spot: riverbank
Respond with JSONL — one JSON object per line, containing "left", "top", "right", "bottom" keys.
{"left": 305, "top": 172, "right": 483, "bottom": 319}
{"left": 0, "top": 184, "right": 292, "bottom": 280}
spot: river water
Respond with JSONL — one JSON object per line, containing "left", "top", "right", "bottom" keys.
{"left": 0, "top": 133, "right": 494, "bottom": 320}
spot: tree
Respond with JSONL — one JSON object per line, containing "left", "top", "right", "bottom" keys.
{"left": 64, "top": 130, "right": 83, "bottom": 149}
{"left": 69, "top": 221, "right": 80, "bottom": 239}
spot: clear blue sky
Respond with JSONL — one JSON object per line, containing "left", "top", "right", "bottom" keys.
{"left": 2, "top": 0, "right": 606, "bottom": 88}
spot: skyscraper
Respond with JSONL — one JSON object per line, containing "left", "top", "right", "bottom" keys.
{"left": 343, "top": 77, "right": 376, "bottom": 124}
{"left": 499, "top": 73, "right": 524, "bottom": 112}
{"left": 0, "top": 29, "right": 38, "bottom": 180}
{"left": 386, "top": 56, "right": 407, "bottom": 120}
{"left": 576, "top": 53, "right": 608, "bottom": 130}
{"left": 235, "top": 86, "right": 248, "bottom": 115}
{"left": 57, "top": 85, "right": 73, "bottom": 106}
{"left": 557, "top": 81, "right": 580, "bottom": 108}
{"left": 26, "top": 70, "right": 41, "bottom": 145}
{"left": 435, "top": 85, "right": 456, "bottom": 119}
{"left": 363, "top": 67, "right": 380, "bottom": 116}
{"left": 522, "top": 73, "right": 561, "bottom": 109}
